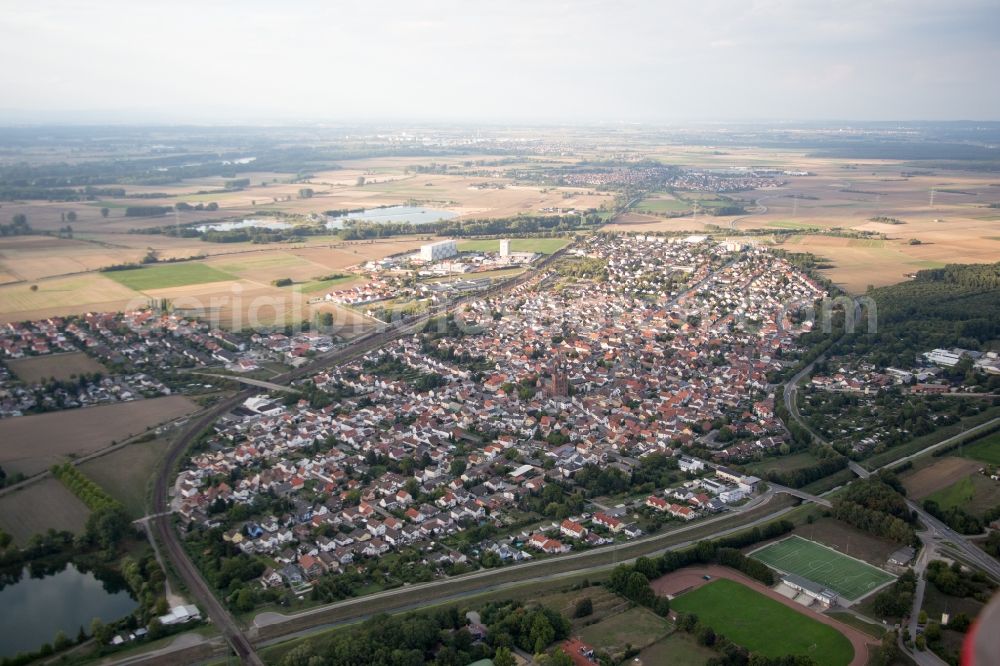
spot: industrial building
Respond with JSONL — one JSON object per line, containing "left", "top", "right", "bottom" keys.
{"left": 419, "top": 239, "right": 457, "bottom": 262}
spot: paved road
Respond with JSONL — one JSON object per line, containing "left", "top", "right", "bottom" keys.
{"left": 850, "top": 421, "right": 1000, "bottom": 582}
{"left": 252, "top": 492, "right": 797, "bottom": 639}
{"left": 864, "top": 417, "right": 1000, "bottom": 474}
{"left": 769, "top": 482, "right": 833, "bottom": 507}
{"left": 728, "top": 194, "right": 775, "bottom": 230}
{"left": 781, "top": 348, "right": 1000, "bottom": 661}
{"left": 781, "top": 339, "right": 846, "bottom": 447}
{"left": 197, "top": 373, "right": 299, "bottom": 393}
{"left": 900, "top": 535, "right": 950, "bottom": 666}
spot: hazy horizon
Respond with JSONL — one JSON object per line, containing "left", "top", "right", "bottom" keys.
{"left": 1, "top": 0, "right": 998, "bottom": 125}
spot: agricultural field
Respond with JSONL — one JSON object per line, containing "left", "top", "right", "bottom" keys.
{"left": 607, "top": 156, "right": 1000, "bottom": 293}
{"left": 637, "top": 631, "right": 716, "bottom": 666}
{"left": 0, "top": 396, "right": 197, "bottom": 477}
{"left": 105, "top": 262, "right": 235, "bottom": 291}
{"left": 766, "top": 220, "right": 822, "bottom": 230}
{"left": 776, "top": 234, "right": 945, "bottom": 293}
{"left": 0, "top": 273, "right": 143, "bottom": 324}
{"left": 455, "top": 237, "right": 570, "bottom": 254}
{"left": 0, "top": 478, "right": 91, "bottom": 544}
{"left": 6, "top": 351, "right": 108, "bottom": 383}
{"left": 750, "top": 536, "right": 896, "bottom": 601}
{"left": 576, "top": 606, "right": 672, "bottom": 657}
{"left": 291, "top": 273, "right": 361, "bottom": 294}
{"left": 901, "top": 457, "right": 984, "bottom": 498}
{"left": 635, "top": 193, "right": 691, "bottom": 214}
{"left": 960, "top": 431, "right": 1000, "bottom": 465}
{"left": 77, "top": 436, "right": 172, "bottom": 517}
{"left": 926, "top": 473, "right": 1000, "bottom": 516}
{"left": 670, "top": 578, "right": 855, "bottom": 666}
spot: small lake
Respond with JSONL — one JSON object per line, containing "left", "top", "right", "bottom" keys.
{"left": 326, "top": 205, "right": 458, "bottom": 228}
{"left": 196, "top": 218, "right": 292, "bottom": 232}
{"left": 0, "top": 563, "right": 137, "bottom": 657}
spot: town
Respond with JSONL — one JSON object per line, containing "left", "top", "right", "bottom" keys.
{"left": 170, "top": 235, "right": 828, "bottom": 597}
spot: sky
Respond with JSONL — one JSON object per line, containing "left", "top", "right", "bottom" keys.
{"left": 0, "top": 0, "right": 997, "bottom": 124}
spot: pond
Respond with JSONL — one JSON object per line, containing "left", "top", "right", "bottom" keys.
{"left": 0, "top": 562, "right": 137, "bottom": 657}
{"left": 196, "top": 218, "right": 292, "bottom": 232}
{"left": 326, "top": 205, "right": 458, "bottom": 228}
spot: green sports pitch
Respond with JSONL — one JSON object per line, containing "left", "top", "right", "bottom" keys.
{"left": 750, "top": 536, "right": 895, "bottom": 601}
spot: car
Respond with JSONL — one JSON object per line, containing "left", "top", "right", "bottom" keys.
{"left": 703, "top": 574, "right": 712, "bottom": 580}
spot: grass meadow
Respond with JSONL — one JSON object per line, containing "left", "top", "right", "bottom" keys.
{"left": 671, "top": 578, "right": 854, "bottom": 666}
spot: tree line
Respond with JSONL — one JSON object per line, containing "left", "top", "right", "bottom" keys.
{"left": 764, "top": 448, "right": 848, "bottom": 488}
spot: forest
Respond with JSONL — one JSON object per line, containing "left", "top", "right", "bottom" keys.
{"left": 847, "top": 261, "right": 1000, "bottom": 368}
{"left": 832, "top": 473, "right": 917, "bottom": 544}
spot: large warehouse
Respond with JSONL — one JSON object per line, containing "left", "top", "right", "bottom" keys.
{"left": 420, "top": 240, "right": 457, "bottom": 262}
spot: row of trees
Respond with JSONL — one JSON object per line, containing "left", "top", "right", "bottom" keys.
{"left": 50, "top": 463, "right": 119, "bottom": 512}
{"left": 276, "top": 602, "right": 563, "bottom": 666}
{"left": 765, "top": 448, "right": 848, "bottom": 488}
{"left": 1, "top": 213, "right": 31, "bottom": 236}
{"left": 605, "top": 519, "right": 796, "bottom": 618}
{"left": 922, "top": 499, "right": 985, "bottom": 535}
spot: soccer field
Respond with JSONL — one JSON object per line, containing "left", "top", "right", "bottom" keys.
{"left": 750, "top": 536, "right": 895, "bottom": 601}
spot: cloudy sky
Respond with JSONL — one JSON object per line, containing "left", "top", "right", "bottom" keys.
{"left": 0, "top": 0, "right": 997, "bottom": 124}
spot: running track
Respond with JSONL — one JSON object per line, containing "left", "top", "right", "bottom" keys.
{"left": 650, "top": 565, "right": 877, "bottom": 666}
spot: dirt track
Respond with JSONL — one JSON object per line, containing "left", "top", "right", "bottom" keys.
{"left": 650, "top": 565, "right": 877, "bottom": 666}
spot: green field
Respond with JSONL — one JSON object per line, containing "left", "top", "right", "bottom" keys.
{"left": 671, "top": 579, "right": 854, "bottom": 666}
{"left": 105, "top": 262, "right": 234, "bottom": 290}
{"left": 635, "top": 196, "right": 691, "bottom": 213}
{"left": 961, "top": 431, "right": 1000, "bottom": 464}
{"left": 750, "top": 536, "right": 895, "bottom": 601}
{"left": 294, "top": 274, "right": 359, "bottom": 293}
{"left": 826, "top": 611, "right": 887, "bottom": 638}
{"left": 927, "top": 472, "right": 1000, "bottom": 515}
{"left": 928, "top": 476, "right": 976, "bottom": 510}
{"left": 78, "top": 437, "right": 170, "bottom": 517}
{"left": 639, "top": 631, "right": 716, "bottom": 666}
{"left": 577, "top": 607, "right": 672, "bottom": 655}
{"left": 767, "top": 220, "right": 822, "bottom": 230}
{"left": 456, "top": 238, "right": 570, "bottom": 254}
{"left": 744, "top": 450, "right": 820, "bottom": 476}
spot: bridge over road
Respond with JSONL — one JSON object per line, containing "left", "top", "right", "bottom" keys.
{"left": 196, "top": 373, "right": 299, "bottom": 394}
{"left": 768, "top": 483, "right": 833, "bottom": 508}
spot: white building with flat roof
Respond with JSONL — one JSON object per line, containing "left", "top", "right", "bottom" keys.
{"left": 420, "top": 240, "right": 457, "bottom": 262}
{"left": 499, "top": 239, "right": 511, "bottom": 256}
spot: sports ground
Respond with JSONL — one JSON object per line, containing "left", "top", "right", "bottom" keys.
{"left": 670, "top": 578, "right": 855, "bottom": 666}
{"left": 750, "top": 536, "right": 895, "bottom": 601}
